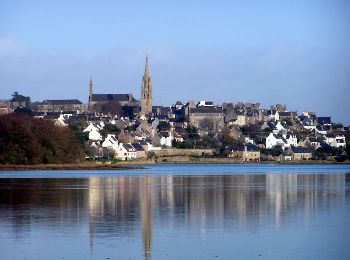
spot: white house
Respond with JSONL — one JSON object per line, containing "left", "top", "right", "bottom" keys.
{"left": 98, "top": 121, "right": 105, "bottom": 130}
{"left": 301, "top": 117, "right": 316, "bottom": 130}
{"left": 285, "top": 134, "right": 297, "bottom": 147}
{"left": 274, "top": 111, "right": 279, "bottom": 122}
{"left": 83, "top": 123, "right": 99, "bottom": 133}
{"left": 327, "top": 135, "right": 346, "bottom": 148}
{"left": 115, "top": 143, "right": 137, "bottom": 160}
{"left": 275, "top": 121, "right": 286, "bottom": 132}
{"left": 273, "top": 121, "right": 287, "bottom": 135}
{"left": 139, "top": 140, "right": 161, "bottom": 152}
{"left": 102, "top": 134, "right": 119, "bottom": 151}
{"left": 303, "top": 137, "right": 321, "bottom": 149}
{"left": 160, "top": 132, "right": 173, "bottom": 147}
{"left": 266, "top": 133, "right": 288, "bottom": 149}
{"left": 55, "top": 114, "right": 67, "bottom": 127}
{"left": 88, "top": 128, "right": 102, "bottom": 141}
{"left": 84, "top": 122, "right": 102, "bottom": 141}
{"left": 244, "top": 136, "right": 255, "bottom": 144}
{"left": 197, "top": 101, "right": 214, "bottom": 107}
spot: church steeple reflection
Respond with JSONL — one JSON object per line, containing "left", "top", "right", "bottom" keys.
{"left": 141, "top": 176, "right": 153, "bottom": 260}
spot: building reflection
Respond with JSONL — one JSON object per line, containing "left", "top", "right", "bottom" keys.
{"left": 0, "top": 173, "right": 348, "bottom": 259}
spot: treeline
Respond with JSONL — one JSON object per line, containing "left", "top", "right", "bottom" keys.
{"left": 0, "top": 113, "right": 85, "bottom": 164}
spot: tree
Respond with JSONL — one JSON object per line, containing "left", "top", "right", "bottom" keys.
{"left": 11, "top": 92, "right": 31, "bottom": 103}
{"left": 101, "top": 124, "right": 120, "bottom": 138}
{"left": 0, "top": 113, "right": 85, "bottom": 164}
{"left": 158, "top": 121, "right": 171, "bottom": 131}
{"left": 14, "top": 107, "right": 33, "bottom": 116}
{"left": 186, "top": 125, "right": 199, "bottom": 140}
{"left": 172, "top": 140, "right": 195, "bottom": 149}
{"left": 284, "top": 118, "right": 293, "bottom": 126}
{"left": 221, "top": 134, "right": 243, "bottom": 146}
{"left": 197, "top": 135, "right": 221, "bottom": 149}
{"left": 270, "top": 145, "right": 283, "bottom": 156}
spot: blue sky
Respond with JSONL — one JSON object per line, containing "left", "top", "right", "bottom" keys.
{"left": 0, "top": 0, "right": 349, "bottom": 124}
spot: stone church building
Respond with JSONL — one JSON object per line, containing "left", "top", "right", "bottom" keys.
{"left": 88, "top": 55, "right": 153, "bottom": 118}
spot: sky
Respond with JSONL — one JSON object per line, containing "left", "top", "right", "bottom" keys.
{"left": 0, "top": 0, "right": 349, "bottom": 124}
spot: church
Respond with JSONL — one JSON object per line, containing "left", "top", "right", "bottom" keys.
{"left": 88, "top": 56, "right": 153, "bottom": 118}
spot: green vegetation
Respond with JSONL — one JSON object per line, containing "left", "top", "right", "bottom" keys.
{"left": 101, "top": 123, "right": 120, "bottom": 138}
{"left": 0, "top": 113, "right": 85, "bottom": 164}
{"left": 11, "top": 91, "right": 31, "bottom": 103}
{"left": 158, "top": 121, "right": 171, "bottom": 131}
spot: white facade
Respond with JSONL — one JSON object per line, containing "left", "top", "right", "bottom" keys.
{"left": 274, "top": 111, "right": 279, "bottom": 122}
{"left": 115, "top": 144, "right": 137, "bottom": 160}
{"left": 88, "top": 128, "right": 102, "bottom": 141}
{"left": 197, "top": 101, "right": 214, "bottom": 107}
{"left": 244, "top": 137, "right": 254, "bottom": 144}
{"left": 285, "top": 134, "right": 297, "bottom": 147}
{"left": 84, "top": 123, "right": 99, "bottom": 133}
{"left": 160, "top": 132, "right": 173, "bottom": 147}
{"left": 84, "top": 122, "right": 102, "bottom": 141}
{"left": 266, "top": 133, "right": 288, "bottom": 149}
{"left": 275, "top": 121, "right": 285, "bottom": 132}
{"left": 55, "top": 114, "right": 67, "bottom": 127}
{"left": 328, "top": 135, "right": 346, "bottom": 148}
{"left": 102, "top": 134, "right": 119, "bottom": 151}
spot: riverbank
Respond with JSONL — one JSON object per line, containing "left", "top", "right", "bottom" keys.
{"left": 118, "top": 158, "right": 350, "bottom": 165}
{"left": 1, "top": 160, "right": 348, "bottom": 171}
{"left": 0, "top": 163, "right": 144, "bottom": 171}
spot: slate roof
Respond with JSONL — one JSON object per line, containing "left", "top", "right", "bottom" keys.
{"left": 246, "top": 144, "right": 260, "bottom": 152}
{"left": 91, "top": 94, "right": 135, "bottom": 102}
{"left": 308, "top": 137, "right": 318, "bottom": 143}
{"left": 279, "top": 111, "right": 296, "bottom": 117}
{"left": 317, "top": 117, "right": 331, "bottom": 125}
{"left": 273, "top": 134, "right": 288, "bottom": 144}
{"left": 291, "top": 147, "right": 311, "bottom": 153}
{"left": 131, "top": 143, "right": 145, "bottom": 151}
{"left": 139, "top": 140, "right": 148, "bottom": 145}
{"left": 190, "top": 107, "right": 223, "bottom": 114}
{"left": 226, "top": 144, "right": 260, "bottom": 152}
{"left": 43, "top": 99, "right": 83, "bottom": 105}
{"left": 122, "top": 143, "right": 135, "bottom": 152}
{"left": 169, "top": 117, "right": 185, "bottom": 123}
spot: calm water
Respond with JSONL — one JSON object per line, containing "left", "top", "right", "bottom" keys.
{"left": 1, "top": 164, "right": 350, "bottom": 260}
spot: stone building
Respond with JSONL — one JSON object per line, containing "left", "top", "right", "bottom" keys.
{"left": 226, "top": 144, "right": 260, "bottom": 161}
{"left": 0, "top": 101, "right": 10, "bottom": 115}
{"left": 35, "top": 99, "right": 84, "bottom": 113}
{"left": 287, "top": 147, "right": 312, "bottom": 160}
{"left": 188, "top": 107, "right": 225, "bottom": 134}
{"left": 87, "top": 78, "right": 137, "bottom": 114}
{"left": 140, "top": 55, "right": 153, "bottom": 118}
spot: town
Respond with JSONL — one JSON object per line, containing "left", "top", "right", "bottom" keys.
{"left": 1, "top": 56, "right": 349, "bottom": 163}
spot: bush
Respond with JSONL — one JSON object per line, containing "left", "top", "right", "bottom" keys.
{"left": 0, "top": 113, "right": 85, "bottom": 164}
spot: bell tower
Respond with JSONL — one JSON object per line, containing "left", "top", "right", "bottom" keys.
{"left": 140, "top": 55, "right": 153, "bottom": 117}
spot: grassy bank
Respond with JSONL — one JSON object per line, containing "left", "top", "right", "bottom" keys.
{"left": 0, "top": 163, "right": 144, "bottom": 171}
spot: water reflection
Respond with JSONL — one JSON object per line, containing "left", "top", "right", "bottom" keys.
{"left": 0, "top": 173, "right": 349, "bottom": 259}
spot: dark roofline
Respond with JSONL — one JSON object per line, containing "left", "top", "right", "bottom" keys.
{"left": 43, "top": 99, "right": 83, "bottom": 105}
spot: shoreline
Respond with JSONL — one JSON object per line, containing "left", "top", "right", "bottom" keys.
{"left": 1, "top": 160, "right": 349, "bottom": 171}
{"left": 116, "top": 159, "right": 350, "bottom": 165}
{"left": 0, "top": 163, "right": 144, "bottom": 171}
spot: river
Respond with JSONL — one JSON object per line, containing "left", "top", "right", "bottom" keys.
{"left": 1, "top": 164, "right": 350, "bottom": 259}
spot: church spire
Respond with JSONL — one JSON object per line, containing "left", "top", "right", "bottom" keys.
{"left": 144, "top": 55, "right": 150, "bottom": 78}
{"left": 89, "top": 77, "right": 93, "bottom": 102}
{"left": 140, "top": 55, "right": 153, "bottom": 118}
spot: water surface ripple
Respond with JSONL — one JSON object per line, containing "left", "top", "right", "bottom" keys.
{"left": 1, "top": 164, "right": 350, "bottom": 259}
